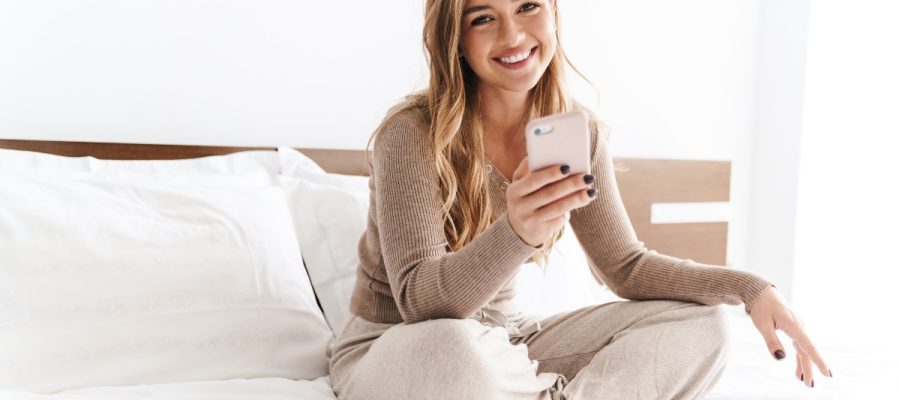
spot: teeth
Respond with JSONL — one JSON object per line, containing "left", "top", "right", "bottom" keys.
{"left": 499, "top": 49, "right": 531, "bottom": 64}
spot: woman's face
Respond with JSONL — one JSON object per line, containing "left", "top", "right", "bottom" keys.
{"left": 460, "top": 0, "right": 557, "bottom": 94}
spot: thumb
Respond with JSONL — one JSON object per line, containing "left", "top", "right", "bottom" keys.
{"left": 512, "top": 156, "right": 530, "bottom": 181}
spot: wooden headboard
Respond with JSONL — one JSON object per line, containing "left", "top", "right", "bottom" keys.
{"left": 0, "top": 139, "right": 730, "bottom": 266}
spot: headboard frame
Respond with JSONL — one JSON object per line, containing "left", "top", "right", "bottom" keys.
{"left": 0, "top": 138, "right": 730, "bottom": 266}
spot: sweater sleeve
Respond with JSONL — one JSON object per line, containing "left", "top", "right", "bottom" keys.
{"left": 569, "top": 118, "right": 775, "bottom": 315}
{"left": 372, "top": 111, "right": 540, "bottom": 323}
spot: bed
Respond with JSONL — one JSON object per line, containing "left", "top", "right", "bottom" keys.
{"left": 0, "top": 139, "right": 862, "bottom": 399}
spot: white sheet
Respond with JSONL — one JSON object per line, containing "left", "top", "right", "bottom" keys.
{"left": 0, "top": 310, "right": 888, "bottom": 399}
{"left": 0, "top": 377, "right": 336, "bottom": 400}
{"left": 704, "top": 310, "right": 891, "bottom": 399}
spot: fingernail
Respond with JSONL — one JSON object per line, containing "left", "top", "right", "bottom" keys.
{"left": 560, "top": 165, "right": 570, "bottom": 174}
{"left": 829, "top": 369, "right": 833, "bottom": 378}
{"left": 800, "top": 374, "right": 803, "bottom": 382}
{"left": 583, "top": 174, "right": 595, "bottom": 184}
{"left": 811, "top": 380, "right": 815, "bottom": 388}
{"left": 587, "top": 188, "right": 597, "bottom": 198}
{"left": 774, "top": 350, "right": 785, "bottom": 360}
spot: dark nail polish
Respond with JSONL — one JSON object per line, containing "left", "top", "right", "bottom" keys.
{"left": 583, "top": 174, "right": 595, "bottom": 184}
{"left": 811, "top": 380, "right": 815, "bottom": 388}
{"left": 774, "top": 350, "right": 785, "bottom": 360}
{"left": 587, "top": 188, "right": 597, "bottom": 198}
{"left": 560, "top": 165, "right": 570, "bottom": 174}
{"left": 800, "top": 374, "right": 804, "bottom": 382}
{"left": 829, "top": 369, "right": 833, "bottom": 378}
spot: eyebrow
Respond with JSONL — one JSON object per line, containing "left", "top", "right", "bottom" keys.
{"left": 463, "top": 0, "right": 521, "bottom": 16}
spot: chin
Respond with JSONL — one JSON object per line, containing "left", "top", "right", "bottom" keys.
{"left": 499, "top": 80, "right": 542, "bottom": 93}
{"left": 483, "top": 71, "right": 547, "bottom": 94}
{"left": 487, "top": 64, "right": 552, "bottom": 94}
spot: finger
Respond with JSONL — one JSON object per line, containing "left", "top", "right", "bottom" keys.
{"left": 796, "top": 336, "right": 831, "bottom": 378}
{"left": 783, "top": 324, "right": 831, "bottom": 377}
{"left": 521, "top": 173, "right": 592, "bottom": 211}
{"left": 799, "top": 344, "right": 815, "bottom": 387}
{"left": 793, "top": 342, "right": 806, "bottom": 385}
{"left": 534, "top": 189, "right": 595, "bottom": 222}
{"left": 510, "top": 164, "right": 570, "bottom": 197}
{"left": 754, "top": 318, "right": 786, "bottom": 361}
{"left": 512, "top": 156, "right": 530, "bottom": 181}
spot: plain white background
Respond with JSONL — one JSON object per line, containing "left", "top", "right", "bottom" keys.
{"left": 1, "top": 0, "right": 897, "bottom": 345}
{"left": 792, "top": 0, "right": 899, "bottom": 346}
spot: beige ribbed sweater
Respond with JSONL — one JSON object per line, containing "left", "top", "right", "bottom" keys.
{"left": 349, "top": 106, "right": 774, "bottom": 324}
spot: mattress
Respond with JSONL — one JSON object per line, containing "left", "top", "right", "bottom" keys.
{"left": 0, "top": 376, "right": 336, "bottom": 400}
{"left": 704, "top": 310, "right": 889, "bottom": 399}
{"left": 0, "top": 312, "right": 887, "bottom": 399}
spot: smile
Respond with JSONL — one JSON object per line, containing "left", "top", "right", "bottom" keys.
{"left": 493, "top": 47, "right": 537, "bottom": 70}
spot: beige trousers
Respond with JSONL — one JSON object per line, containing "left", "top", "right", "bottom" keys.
{"left": 328, "top": 300, "right": 730, "bottom": 400}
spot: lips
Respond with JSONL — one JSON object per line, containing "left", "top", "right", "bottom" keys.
{"left": 492, "top": 46, "right": 537, "bottom": 69}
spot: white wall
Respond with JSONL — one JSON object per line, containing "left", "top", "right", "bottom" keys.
{"left": 0, "top": 0, "right": 427, "bottom": 148}
{"left": 1, "top": 0, "right": 788, "bottom": 298}
{"left": 746, "top": 0, "right": 810, "bottom": 302}
{"left": 792, "top": 0, "right": 900, "bottom": 344}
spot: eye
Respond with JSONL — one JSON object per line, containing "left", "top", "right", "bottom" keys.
{"left": 471, "top": 15, "right": 493, "bottom": 26}
{"left": 519, "top": 2, "right": 541, "bottom": 13}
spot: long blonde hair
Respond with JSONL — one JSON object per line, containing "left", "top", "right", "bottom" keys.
{"left": 367, "top": 0, "right": 589, "bottom": 267}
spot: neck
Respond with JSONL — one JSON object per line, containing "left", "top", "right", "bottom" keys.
{"left": 479, "top": 85, "right": 531, "bottom": 145}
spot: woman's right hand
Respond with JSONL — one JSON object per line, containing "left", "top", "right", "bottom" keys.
{"left": 506, "top": 156, "right": 597, "bottom": 247}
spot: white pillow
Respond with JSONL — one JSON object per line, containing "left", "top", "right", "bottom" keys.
{"left": 278, "top": 146, "right": 326, "bottom": 176}
{"left": 0, "top": 172, "right": 333, "bottom": 393}
{"left": 279, "top": 176, "right": 368, "bottom": 335}
{"left": 277, "top": 146, "right": 368, "bottom": 190}
{"left": 277, "top": 146, "right": 370, "bottom": 334}
{"left": 0, "top": 148, "right": 280, "bottom": 185}
{"left": 14, "top": 168, "right": 276, "bottom": 189}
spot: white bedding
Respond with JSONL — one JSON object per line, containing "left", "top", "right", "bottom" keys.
{"left": 0, "top": 377, "right": 336, "bottom": 400}
{"left": 704, "top": 310, "right": 889, "bottom": 399}
{"left": 0, "top": 312, "right": 886, "bottom": 399}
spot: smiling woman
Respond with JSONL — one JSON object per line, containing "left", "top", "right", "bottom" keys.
{"left": 323, "top": 1, "right": 821, "bottom": 399}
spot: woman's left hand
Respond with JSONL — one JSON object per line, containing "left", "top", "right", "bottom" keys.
{"left": 748, "top": 286, "right": 833, "bottom": 388}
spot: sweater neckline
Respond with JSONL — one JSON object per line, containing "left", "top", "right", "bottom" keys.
{"left": 485, "top": 157, "right": 511, "bottom": 191}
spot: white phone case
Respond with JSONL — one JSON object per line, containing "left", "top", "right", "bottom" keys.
{"left": 525, "top": 110, "right": 591, "bottom": 175}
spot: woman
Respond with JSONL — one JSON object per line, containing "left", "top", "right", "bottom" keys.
{"left": 329, "top": 0, "right": 832, "bottom": 398}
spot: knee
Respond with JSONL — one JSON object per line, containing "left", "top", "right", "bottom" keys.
{"left": 685, "top": 304, "right": 731, "bottom": 359}
{"left": 389, "top": 319, "right": 497, "bottom": 367}
{"left": 350, "top": 319, "right": 501, "bottom": 399}
{"left": 704, "top": 304, "right": 730, "bottom": 345}
{"left": 391, "top": 318, "right": 487, "bottom": 356}
{"left": 688, "top": 305, "right": 731, "bottom": 382}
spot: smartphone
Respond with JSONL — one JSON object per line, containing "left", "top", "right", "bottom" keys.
{"left": 525, "top": 110, "right": 591, "bottom": 175}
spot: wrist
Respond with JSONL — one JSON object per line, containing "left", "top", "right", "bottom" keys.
{"left": 746, "top": 284, "right": 777, "bottom": 315}
{"left": 508, "top": 218, "right": 542, "bottom": 249}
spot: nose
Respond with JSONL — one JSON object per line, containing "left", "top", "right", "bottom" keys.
{"left": 498, "top": 18, "right": 525, "bottom": 48}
